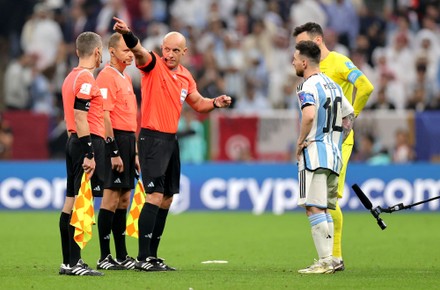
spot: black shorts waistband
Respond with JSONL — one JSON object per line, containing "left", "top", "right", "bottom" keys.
{"left": 140, "top": 128, "right": 176, "bottom": 141}
{"left": 113, "top": 129, "right": 136, "bottom": 137}
{"left": 70, "top": 133, "right": 104, "bottom": 140}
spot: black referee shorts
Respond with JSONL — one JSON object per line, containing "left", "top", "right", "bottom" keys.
{"left": 138, "top": 128, "right": 180, "bottom": 196}
{"left": 104, "top": 129, "right": 136, "bottom": 190}
{"left": 66, "top": 134, "right": 105, "bottom": 198}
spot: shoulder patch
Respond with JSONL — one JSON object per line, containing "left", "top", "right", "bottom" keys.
{"left": 100, "top": 88, "right": 108, "bottom": 99}
{"left": 80, "top": 83, "right": 92, "bottom": 95}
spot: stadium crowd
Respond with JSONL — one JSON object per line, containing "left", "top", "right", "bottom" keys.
{"left": 0, "top": 0, "right": 439, "bottom": 162}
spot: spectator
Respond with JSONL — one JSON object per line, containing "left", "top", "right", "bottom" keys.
{"left": 242, "top": 18, "right": 273, "bottom": 70}
{"left": 234, "top": 80, "right": 270, "bottom": 113}
{"left": 392, "top": 128, "right": 415, "bottom": 163}
{"left": 323, "top": 0, "right": 359, "bottom": 49}
{"left": 20, "top": 3, "right": 63, "bottom": 71}
{"left": 196, "top": 44, "right": 225, "bottom": 100}
{"left": 368, "top": 86, "right": 396, "bottom": 110}
{"left": 169, "top": 0, "right": 211, "bottom": 29}
{"left": 267, "top": 28, "right": 293, "bottom": 108}
{"left": 244, "top": 48, "right": 270, "bottom": 99}
{"left": 354, "top": 133, "right": 391, "bottom": 165}
{"left": 406, "top": 57, "right": 437, "bottom": 110}
{"left": 323, "top": 28, "right": 349, "bottom": 56}
{"left": 384, "top": 32, "right": 415, "bottom": 98}
{"left": 96, "top": 0, "right": 131, "bottom": 38}
{"left": 3, "top": 53, "right": 36, "bottom": 110}
{"left": 30, "top": 64, "right": 57, "bottom": 116}
{"left": 0, "top": 113, "right": 13, "bottom": 160}
{"left": 215, "top": 31, "right": 245, "bottom": 103}
{"left": 290, "top": 0, "right": 327, "bottom": 31}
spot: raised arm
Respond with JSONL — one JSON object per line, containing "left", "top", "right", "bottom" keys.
{"left": 113, "top": 17, "right": 151, "bottom": 68}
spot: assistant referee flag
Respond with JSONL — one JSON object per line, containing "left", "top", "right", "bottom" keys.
{"left": 126, "top": 179, "right": 146, "bottom": 238}
{"left": 70, "top": 172, "right": 95, "bottom": 249}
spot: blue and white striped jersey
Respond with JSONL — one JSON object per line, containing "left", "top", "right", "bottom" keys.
{"left": 297, "top": 73, "right": 352, "bottom": 174}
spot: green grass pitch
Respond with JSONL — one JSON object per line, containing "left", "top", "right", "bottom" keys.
{"left": 0, "top": 211, "right": 439, "bottom": 289}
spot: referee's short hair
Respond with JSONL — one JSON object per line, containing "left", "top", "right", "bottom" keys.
{"left": 108, "top": 32, "right": 122, "bottom": 50}
{"left": 76, "top": 31, "right": 102, "bottom": 57}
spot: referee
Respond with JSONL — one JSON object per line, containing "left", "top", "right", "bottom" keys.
{"left": 113, "top": 17, "right": 232, "bottom": 271}
{"left": 59, "top": 31, "right": 105, "bottom": 276}
{"left": 96, "top": 33, "right": 140, "bottom": 271}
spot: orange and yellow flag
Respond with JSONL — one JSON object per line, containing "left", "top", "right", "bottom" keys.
{"left": 70, "top": 172, "right": 95, "bottom": 249}
{"left": 126, "top": 179, "right": 146, "bottom": 238}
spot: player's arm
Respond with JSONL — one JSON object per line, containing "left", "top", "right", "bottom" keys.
{"left": 74, "top": 98, "right": 95, "bottom": 176}
{"left": 104, "top": 110, "right": 124, "bottom": 173}
{"left": 186, "top": 90, "right": 232, "bottom": 113}
{"left": 113, "top": 17, "right": 151, "bottom": 68}
{"left": 350, "top": 72, "right": 374, "bottom": 117}
{"left": 296, "top": 104, "right": 315, "bottom": 160}
{"left": 341, "top": 96, "right": 354, "bottom": 142}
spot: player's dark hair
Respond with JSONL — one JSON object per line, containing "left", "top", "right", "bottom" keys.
{"left": 293, "top": 22, "right": 324, "bottom": 38}
{"left": 76, "top": 31, "right": 102, "bottom": 57}
{"left": 295, "top": 40, "right": 321, "bottom": 65}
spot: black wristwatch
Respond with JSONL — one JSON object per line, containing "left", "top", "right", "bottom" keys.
{"left": 106, "top": 136, "right": 115, "bottom": 143}
{"left": 213, "top": 98, "right": 220, "bottom": 108}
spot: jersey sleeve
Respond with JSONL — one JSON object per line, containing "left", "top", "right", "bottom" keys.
{"left": 352, "top": 74, "right": 374, "bottom": 116}
{"left": 74, "top": 71, "right": 100, "bottom": 101}
{"left": 187, "top": 72, "right": 197, "bottom": 96}
{"left": 338, "top": 55, "right": 374, "bottom": 116}
{"left": 341, "top": 94, "right": 354, "bottom": 118}
{"left": 297, "top": 82, "right": 316, "bottom": 109}
{"left": 96, "top": 69, "right": 116, "bottom": 111}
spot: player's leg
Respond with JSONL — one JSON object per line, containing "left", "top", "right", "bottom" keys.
{"left": 113, "top": 189, "right": 131, "bottom": 261}
{"left": 298, "top": 169, "right": 334, "bottom": 274}
{"left": 135, "top": 129, "right": 174, "bottom": 271}
{"left": 111, "top": 131, "right": 136, "bottom": 268}
{"left": 59, "top": 197, "right": 74, "bottom": 274}
{"left": 330, "top": 133, "right": 354, "bottom": 270}
{"left": 67, "top": 135, "right": 86, "bottom": 269}
{"left": 150, "top": 140, "right": 179, "bottom": 271}
{"left": 149, "top": 197, "right": 171, "bottom": 258}
{"left": 59, "top": 139, "right": 75, "bottom": 274}
{"left": 62, "top": 135, "right": 104, "bottom": 276}
{"left": 97, "top": 188, "right": 126, "bottom": 270}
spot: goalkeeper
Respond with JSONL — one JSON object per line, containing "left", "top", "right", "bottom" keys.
{"left": 293, "top": 22, "right": 374, "bottom": 271}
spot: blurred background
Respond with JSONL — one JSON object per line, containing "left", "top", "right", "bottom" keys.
{"left": 0, "top": 0, "right": 439, "bottom": 213}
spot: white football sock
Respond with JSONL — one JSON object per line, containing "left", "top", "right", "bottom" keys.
{"left": 326, "top": 213, "right": 334, "bottom": 258}
{"left": 309, "top": 213, "right": 332, "bottom": 260}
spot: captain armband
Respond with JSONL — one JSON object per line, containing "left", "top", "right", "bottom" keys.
{"left": 74, "top": 97, "right": 91, "bottom": 112}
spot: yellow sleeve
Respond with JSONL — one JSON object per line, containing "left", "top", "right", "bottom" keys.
{"left": 352, "top": 74, "right": 374, "bottom": 117}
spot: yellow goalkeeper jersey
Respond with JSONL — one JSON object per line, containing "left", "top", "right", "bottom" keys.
{"left": 320, "top": 51, "right": 374, "bottom": 117}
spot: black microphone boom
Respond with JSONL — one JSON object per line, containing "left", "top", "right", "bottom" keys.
{"left": 352, "top": 183, "right": 372, "bottom": 210}
{"left": 352, "top": 184, "right": 387, "bottom": 230}
{"left": 352, "top": 184, "right": 440, "bottom": 231}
